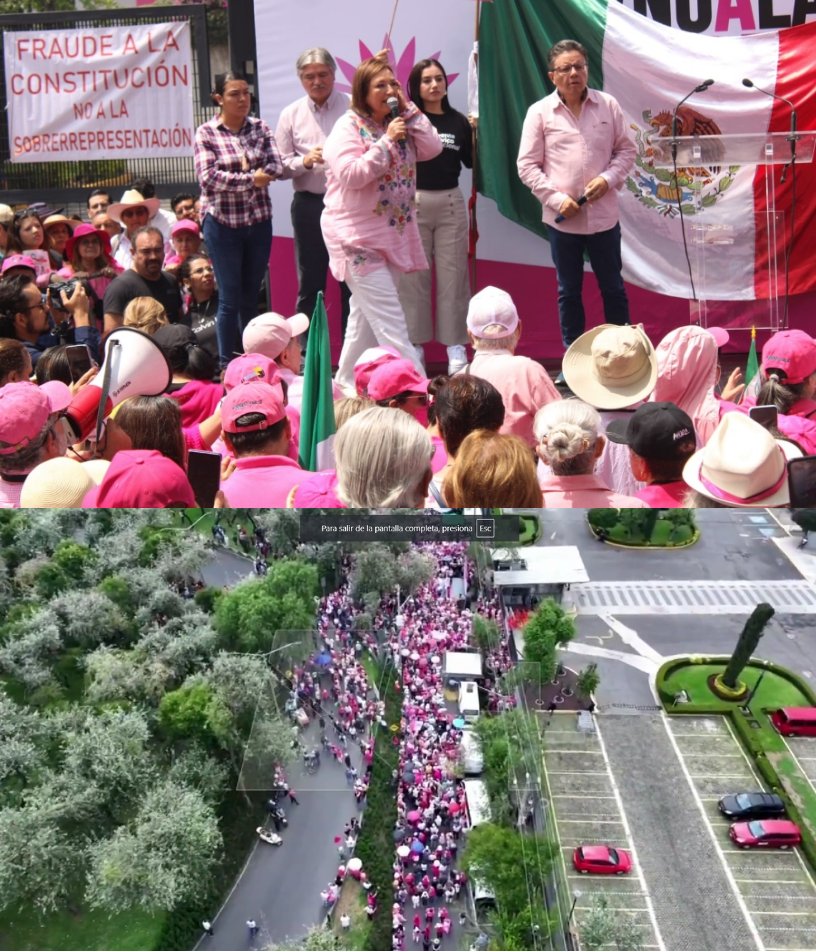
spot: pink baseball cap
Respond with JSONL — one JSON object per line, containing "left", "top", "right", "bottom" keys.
{"left": 353, "top": 346, "right": 402, "bottom": 396}
{"left": 222, "top": 381, "right": 286, "bottom": 433}
{"left": 706, "top": 326, "right": 730, "bottom": 348}
{"left": 223, "top": 353, "right": 282, "bottom": 393}
{"left": 170, "top": 218, "right": 201, "bottom": 237}
{"left": 761, "top": 330, "right": 816, "bottom": 385}
{"left": 1, "top": 254, "right": 38, "bottom": 276}
{"left": 242, "top": 311, "right": 310, "bottom": 360}
{"left": 367, "top": 358, "right": 429, "bottom": 402}
{"left": 0, "top": 381, "right": 72, "bottom": 456}
{"left": 466, "top": 286, "right": 519, "bottom": 339}
{"left": 83, "top": 449, "right": 195, "bottom": 508}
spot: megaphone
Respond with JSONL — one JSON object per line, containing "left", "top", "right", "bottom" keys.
{"left": 65, "top": 327, "right": 172, "bottom": 443}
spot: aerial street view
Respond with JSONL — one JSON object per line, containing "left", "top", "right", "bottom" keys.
{"left": 0, "top": 507, "right": 814, "bottom": 952}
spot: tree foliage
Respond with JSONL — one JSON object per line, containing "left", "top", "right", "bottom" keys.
{"left": 579, "top": 894, "right": 643, "bottom": 951}
{"left": 721, "top": 602, "right": 775, "bottom": 689}
{"left": 461, "top": 822, "right": 557, "bottom": 947}
{"left": 85, "top": 781, "right": 222, "bottom": 913}
{"left": 521, "top": 597, "right": 575, "bottom": 685}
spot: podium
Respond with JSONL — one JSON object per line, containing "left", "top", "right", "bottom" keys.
{"left": 649, "top": 131, "right": 816, "bottom": 332}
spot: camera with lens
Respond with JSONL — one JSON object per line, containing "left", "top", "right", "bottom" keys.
{"left": 48, "top": 277, "right": 89, "bottom": 312}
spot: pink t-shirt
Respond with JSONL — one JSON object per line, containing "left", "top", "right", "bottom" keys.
{"left": 220, "top": 455, "right": 303, "bottom": 507}
{"left": 0, "top": 478, "right": 24, "bottom": 509}
{"left": 635, "top": 481, "right": 689, "bottom": 508}
{"left": 466, "top": 351, "right": 561, "bottom": 447}
{"left": 540, "top": 473, "right": 648, "bottom": 508}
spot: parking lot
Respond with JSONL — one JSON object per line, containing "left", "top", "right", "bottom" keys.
{"left": 787, "top": 736, "right": 816, "bottom": 788}
{"left": 540, "top": 714, "right": 663, "bottom": 951}
{"left": 666, "top": 715, "right": 816, "bottom": 951}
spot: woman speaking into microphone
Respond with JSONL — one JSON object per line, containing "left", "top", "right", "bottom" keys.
{"left": 321, "top": 52, "right": 442, "bottom": 394}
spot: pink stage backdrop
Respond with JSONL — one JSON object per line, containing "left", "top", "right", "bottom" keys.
{"left": 257, "top": 0, "right": 816, "bottom": 361}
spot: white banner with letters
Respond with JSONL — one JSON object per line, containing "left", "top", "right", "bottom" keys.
{"left": 4, "top": 21, "right": 195, "bottom": 163}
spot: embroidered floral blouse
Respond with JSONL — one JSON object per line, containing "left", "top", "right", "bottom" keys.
{"left": 321, "top": 104, "right": 442, "bottom": 282}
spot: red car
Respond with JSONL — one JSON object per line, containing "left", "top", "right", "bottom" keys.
{"left": 573, "top": 845, "right": 632, "bottom": 875}
{"left": 729, "top": 819, "right": 802, "bottom": 849}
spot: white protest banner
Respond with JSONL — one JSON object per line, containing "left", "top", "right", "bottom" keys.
{"left": 4, "top": 21, "right": 194, "bottom": 163}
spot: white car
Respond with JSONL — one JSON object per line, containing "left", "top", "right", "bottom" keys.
{"left": 458, "top": 680, "right": 481, "bottom": 722}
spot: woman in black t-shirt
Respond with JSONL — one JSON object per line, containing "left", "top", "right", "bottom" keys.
{"left": 180, "top": 253, "right": 219, "bottom": 360}
{"left": 400, "top": 59, "right": 474, "bottom": 376}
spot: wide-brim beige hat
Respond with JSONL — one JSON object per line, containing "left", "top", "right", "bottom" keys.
{"left": 108, "top": 189, "right": 161, "bottom": 223}
{"left": 563, "top": 323, "right": 658, "bottom": 410}
{"left": 682, "top": 411, "right": 801, "bottom": 508}
{"left": 20, "top": 456, "right": 108, "bottom": 508}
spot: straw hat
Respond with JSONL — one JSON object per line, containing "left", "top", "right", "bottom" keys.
{"left": 42, "top": 214, "right": 75, "bottom": 236}
{"left": 107, "top": 189, "right": 161, "bottom": 223}
{"left": 20, "top": 456, "right": 108, "bottom": 508}
{"left": 682, "top": 412, "right": 801, "bottom": 508}
{"left": 562, "top": 324, "right": 658, "bottom": 410}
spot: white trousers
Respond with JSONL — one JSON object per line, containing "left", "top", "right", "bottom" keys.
{"left": 336, "top": 263, "right": 423, "bottom": 394}
{"left": 398, "top": 187, "right": 470, "bottom": 346}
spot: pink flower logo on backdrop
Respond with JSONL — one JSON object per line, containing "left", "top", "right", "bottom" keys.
{"left": 335, "top": 36, "right": 459, "bottom": 99}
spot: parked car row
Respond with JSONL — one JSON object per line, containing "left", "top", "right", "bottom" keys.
{"left": 718, "top": 790, "right": 801, "bottom": 849}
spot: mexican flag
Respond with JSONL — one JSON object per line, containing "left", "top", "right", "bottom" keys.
{"left": 478, "top": 0, "right": 816, "bottom": 300}
{"left": 298, "top": 292, "right": 336, "bottom": 472}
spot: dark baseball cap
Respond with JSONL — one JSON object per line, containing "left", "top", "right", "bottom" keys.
{"left": 606, "top": 402, "right": 696, "bottom": 459}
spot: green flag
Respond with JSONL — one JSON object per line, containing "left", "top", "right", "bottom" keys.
{"left": 741, "top": 327, "right": 761, "bottom": 404}
{"left": 298, "top": 292, "right": 336, "bottom": 471}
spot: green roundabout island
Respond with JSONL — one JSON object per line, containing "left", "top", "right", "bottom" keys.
{"left": 586, "top": 508, "right": 699, "bottom": 547}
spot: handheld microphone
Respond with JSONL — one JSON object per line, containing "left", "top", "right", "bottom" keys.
{"left": 386, "top": 96, "right": 400, "bottom": 122}
{"left": 554, "top": 194, "right": 588, "bottom": 224}
{"left": 742, "top": 78, "right": 798, "bottom": 179}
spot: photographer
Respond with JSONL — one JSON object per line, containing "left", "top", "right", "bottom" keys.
{"left": 0, "top": 273, "right": 99, "bottom": 369}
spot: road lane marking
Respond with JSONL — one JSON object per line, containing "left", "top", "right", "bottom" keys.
{"left": 594, "top": 719, "right": 665, "bottom": 951}
{"left": 661, "top": 712, "right": 764, "bottom": 951}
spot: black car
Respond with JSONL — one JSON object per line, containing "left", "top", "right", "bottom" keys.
{"left": 718, "top": 791, "right": 786, "bottom": 820}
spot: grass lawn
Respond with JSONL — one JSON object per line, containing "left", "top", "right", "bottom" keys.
{"left": 663, "top": 662, "right": 810, "bottom": 709}
{"left": 0, "top": 905, "right": 163, "bottom": 952}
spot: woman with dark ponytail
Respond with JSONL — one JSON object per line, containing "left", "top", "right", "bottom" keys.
{"left": 152, "top": 324, "right": 223, "bottom": 428}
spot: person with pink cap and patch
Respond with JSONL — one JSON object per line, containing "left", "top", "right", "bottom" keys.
{"left": 463, "top": 286, "right": 561, "bottom": 448}
{"left": 1, "top": 254, "right": 38, "bottom": 282}
{"left": 0, "top": 380, "right": 73, "bottom": 508}
{"left": 352, "top": 346, "right": 401, "bottom": 397}
{"left": 218, "top": 351, "right": 301, "bottom": 463}
{"left": 218, "top": 381, "right": 304, "bottom": 506}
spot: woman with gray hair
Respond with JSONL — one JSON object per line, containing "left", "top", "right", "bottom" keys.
{"left": 335, "top": 406, "right": 433, "bottom": 507}
{"left": 534, "top": 398, "right": 646, "bottom": 508}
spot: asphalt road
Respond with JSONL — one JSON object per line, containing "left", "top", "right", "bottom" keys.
{"left": 600, "top": 715, "right": 758, "bottom": 952}
{"left": 536, "top": 509, "right": 798, "bottom": 582}
{"left": 198, "top": 720, "right": 366, "bottom": 951}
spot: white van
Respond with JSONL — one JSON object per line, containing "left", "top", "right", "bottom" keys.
{"left": 471, "top": 876, "right": 497, "bottom": 913}
{"left": 458, "top": 680, "right": 481, "bottom": 722}
{"left": 463, "top": 778, "right": 492, "bottom": 829}
{"left": 460, "top": 728, "right": 484, "bottom": 775}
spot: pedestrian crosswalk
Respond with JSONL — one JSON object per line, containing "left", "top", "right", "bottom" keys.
{"left": 571, "top": 580, "right": 816, "bottom": 614}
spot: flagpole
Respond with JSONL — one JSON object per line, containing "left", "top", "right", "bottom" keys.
{"left": 386, "top": 0, "right": 400, "bottom": 51}
{"left": 468, "top": 0, "right": 482, "bottom": 294}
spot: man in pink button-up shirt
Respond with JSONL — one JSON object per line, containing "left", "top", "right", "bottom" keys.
{"left": 276, "top": 48, "right": 351, "bottom": 332}
{"left": 517, "top": 39, "right": 636, "bottom": 360}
